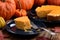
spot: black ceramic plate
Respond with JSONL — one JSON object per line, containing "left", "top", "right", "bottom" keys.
{"left": 6, "top": 20, "right": 46, "bottom": 36}
{"left": 28, "top": 10, "right": 60, "bottom": 27}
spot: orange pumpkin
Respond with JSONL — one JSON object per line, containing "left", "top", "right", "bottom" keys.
{"left": 14, "top": 0, "right": 34, "bottom": 10}
{"left": 34, "top": 0, "right": 45, "bottom": 6}
{"left": 47, "top": 0, "right": 60, "bottom": 5}
{"left": 0, "top": 0, "right": 16, "bottom": 20}
{"left": 15, "top": 9, "right": 27, "bottom": 17}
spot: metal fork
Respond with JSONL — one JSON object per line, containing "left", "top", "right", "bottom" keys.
{"left": 31, "top": 22, "right": 56, "bottom": 36}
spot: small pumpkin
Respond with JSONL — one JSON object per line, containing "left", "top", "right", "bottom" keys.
{"left": 0, "top": 17, "right": 6, "bottom": 28}
{"left": 14, "top": 0, "right": 34, "bottom": 10}
{"left": 34, "top": 0, "right": 45, "bottom": 6}
{"left": 15, "top": 9, "right": 27, "bottom": 17}
{"left": 0, "top": 0, "right": 16, "bottom": 20}
{"left": 47, "top": 0, "right": 60, "bottom": 5}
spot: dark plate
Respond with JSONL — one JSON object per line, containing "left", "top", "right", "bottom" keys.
{"left": 5, "top": 20, "right": 46, "bottom": 36}
{"left": 28, "top": 10, "right": 60, "bottom": 27}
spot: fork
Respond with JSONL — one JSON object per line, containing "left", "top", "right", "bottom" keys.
{"left": 31, "top": 22, "right": 56, "bottom": 36}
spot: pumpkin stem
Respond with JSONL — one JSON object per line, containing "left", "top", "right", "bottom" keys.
{"left": 18, "top": 0, "right": 22, "bottom": 10}
{"left": 1, "top": 0, "right": 5, "bottom": 2}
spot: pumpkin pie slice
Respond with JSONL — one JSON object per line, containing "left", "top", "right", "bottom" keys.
{"left": 14, "top": 16, "right": 31, "bottom": 31}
